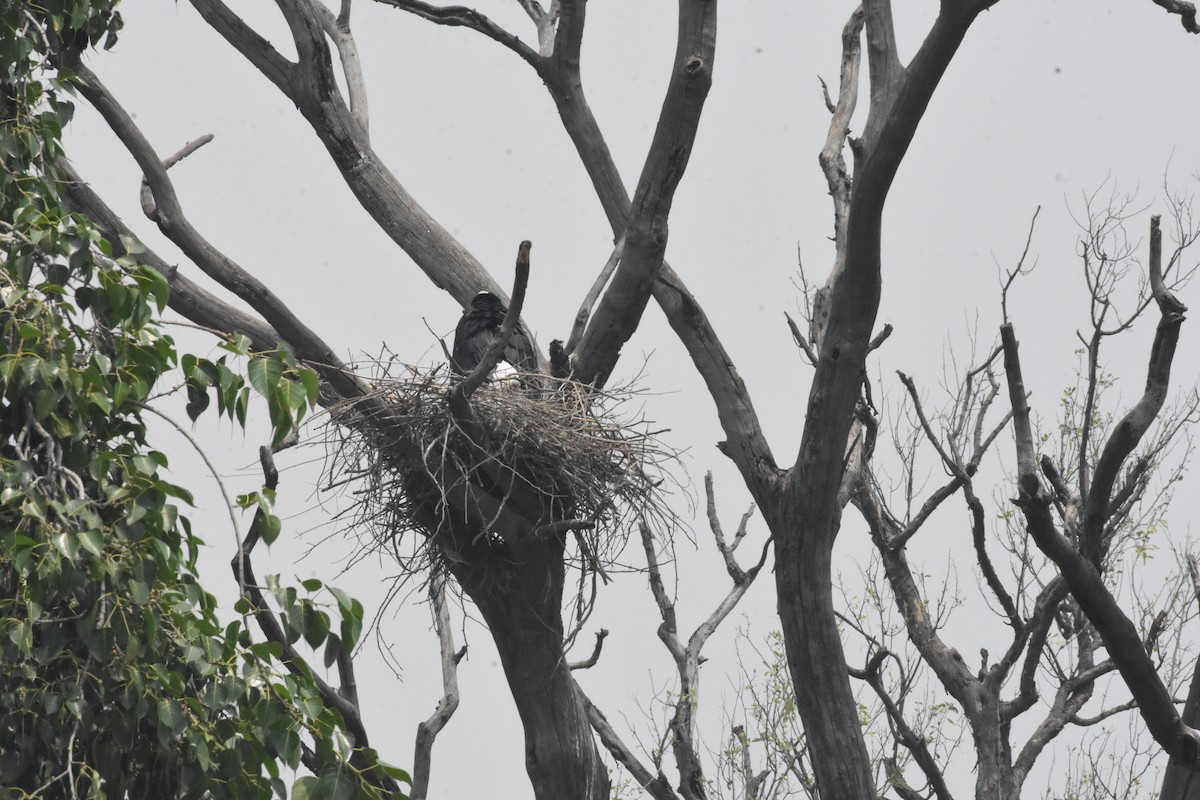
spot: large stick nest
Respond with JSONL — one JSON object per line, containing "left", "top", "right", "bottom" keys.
{"left": 323, "top": 363, "right": 683, "bottom": 578}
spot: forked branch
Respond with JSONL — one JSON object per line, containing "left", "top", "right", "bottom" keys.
{"left": 1079, "top": 216, "right": 1188, "bottom": 566}
{"left": 191, "top": 0, "right": 507, "bottom": 313}
{"left": 633, "top": 474, "right": 769, "bottom": 800}
{"left": 71, "top": 60, "right": 369, "bottom": 402}
{"left": 313, "top": 0, "right": 370, "bottom": 133}
{"left": 569, "top": 0, "right": 718, "bottom": 387}
{"left": 1001, "top": 246, "right": 1200, "bottom": 766}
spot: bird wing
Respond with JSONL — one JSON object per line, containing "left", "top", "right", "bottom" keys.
{"left": 503, "top": 324, "right": 539, "bottom": 373}
{"left": 452, "top": 311, "right": 497, "bottom": 374}
{"left": 451, "top": 293, "right": 539, "bottom": 377}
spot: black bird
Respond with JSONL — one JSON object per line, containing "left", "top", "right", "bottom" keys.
{"left": 451, "top": 291, "right": 538, "bottom": 378}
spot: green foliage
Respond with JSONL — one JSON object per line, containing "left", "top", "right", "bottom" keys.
{"left": 184, "top": 337, "right": 318, "bottom": 448}
{"left": 0, "top": 5, "right": 405, "bottom": 797}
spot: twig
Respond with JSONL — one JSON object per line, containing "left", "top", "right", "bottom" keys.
{"left": 374, "top": 0, "right": 542, "bottom": 66}
{"left": 140, "top": 134, "right": 214, "bottom": 219}
{"left": 564, "top": 235, "right": 625, "bottom": 357}
{"left": 868, "top": 322, "right": 893, "bottom": 352}
{"left": 568, "top": 629, "right": 608, "bottom": 670}
{"left": 136, "top": 402, "right": 244, "bottom": 594}
{"left": 784, "top": 311, "right": 819, "bottom": 364}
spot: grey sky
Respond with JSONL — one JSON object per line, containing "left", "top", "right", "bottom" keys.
{"left": 67, "top": 1, "right": 1200, "bottom": 796}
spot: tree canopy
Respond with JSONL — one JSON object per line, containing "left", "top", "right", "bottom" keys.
{"left": 1, "top": 5, "right": 407, "bottom": 796}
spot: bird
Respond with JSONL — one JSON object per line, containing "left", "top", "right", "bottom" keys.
{"left": 451, "top": 291, "right": 538, "bottom": 379}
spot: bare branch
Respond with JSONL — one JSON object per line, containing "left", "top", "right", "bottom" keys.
{"left": 374, "top": 0, "right": 542, "bottom": 67}
{"left": 1002, "top": 313, "right": 1200, "bottom": 768}
{"left": 896, "top": 371, "right": 966, "bottom": 480}
{"left": 1080, "top": 216, "right": 1188, "bottom": 566}
{"left": 313, "top": 0, "right": 370, "bottom": 134}
{"left": 853, "top": 480, "right": 982, "bottom": 717}
{"left": 894, "top": 371, "right": 1020, "bottom": 630}
{"left": 641, "top": 522, "right": 683, "bottom": 663}
{"left": 139, "top": 134, "right": 214, "bottom": 218}
{"left": 568, "top": 629, "right": 608, "bottom": 671}
{"left": 550, "top": 0, "right": 584, "bottom": 74}
{"left": 579, "top": 692, "right": 680, "bottom": 800}
{"left": 1162, "top": 557, "right": 1200, "bottom": 797}
{"left": 868, "top": 322, "right": 893, "bottom": 352}
{"left": 504, "top": 0, "right": 778, "bottom": 501}
{"left": 411, "top": 572, "right": 462, "bottom": 800}
{"left": 860, "top": 0, "right": 905, "bottom": 147}
{"left": 187, "top": 0, "right": 297, "bottom": 92}
{"left": 860, "top": 650, "right": 956, "bottom": 800}
{"left": 1001, "top": 577, "right": 1070, "bottom": 725}
{"left": 1071, "top": 701, "right": 1139, "bottom": 727}
{"left": 817, "top": 4, "right": 865, "bottom": 292}
{"left": 193, "top": 0, "right": 511, "bottom": 317}
{"left": 58, "top": 160, "right": 283, "bottom": 353}
{"left": 1148, "top": 0, "right": 1200, "bottom": 32}
{"left": 515, "top": 0, "right": 560, "bottom": 56}
{"left": 638, "top": 490, "right": 768, "bottom": 800}
{"left": 564, "top": 235, "right": 624, "bottom": 358}
{"left": 656, "top": 268, "right": 780, "bottom": 503}
{"left": 71, "top": 60, "right": 370, "bottom": 402}
{"left": 1000, "top": 206, "right": 1041, "bottom": 324}
{"left": 785, "top": 312, "right": 819, "bottom": 365}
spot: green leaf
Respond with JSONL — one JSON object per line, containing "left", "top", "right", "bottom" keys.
{"left": 309, "top": 768, "right": 357, "bottom": 800}
{"left": 298, "top": 367, "right": 320, "bottom": 405}
{"left": 50, "top": 531, "right": 77, "bottom": 560}
{"left": 34, "top": 388, "right": 57, "bottom": 420}
{"left": 283, "top": 377, "right": 309, "bottom": 417}
{"left": 185, "top": 384, "right": 210, "bottom": 421}
{"left": 300, "top": 603, "right": 330, "bottom": 650}
{"left": 119, "top": 233, "right": 145, "bottom": 256}
{"left": 78, "top": 528, "right": 104, "bottom": 556}
{"left": 248, "top": 355, "right": 283, "bottom": 399}
{"left": 380, "top": 763, "right": 413, "bottom": 784}
{"left": 292, "top": 776, "right": 318, "bottom": 800}
{"left": 157, "top": 698, "right": 186, "bottom": 734}
{"left": 260, "top": 512, "right": 282, "bottom": 546}
{"left": 328, "top": 587, "right": 354, "bottom": 614}
{"left": 249, "top": 640, "right": 283, "bottom": 661}
{"left": 235, "top": 387, "right": 249, "bottom": 427}
{"left": 89, "top": 390, "right": 112, "bottom": 413}
{"left": 129, "top": 580, "right": 150, "bottom": 605}
{"left": 323, "top": 633, "right": 342, "bottom": 669}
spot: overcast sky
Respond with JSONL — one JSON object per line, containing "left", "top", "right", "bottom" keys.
{"left": 67, "top": 1, "right": 1200, "bottom": 797}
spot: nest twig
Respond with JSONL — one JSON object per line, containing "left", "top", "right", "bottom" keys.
{"left": 323, "top": 363, "right": 682, "bottom": 584}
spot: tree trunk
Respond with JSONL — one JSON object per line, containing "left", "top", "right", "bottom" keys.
{"left": 1160, "top": 656, "right": 1200, "bottom": 800}
{"left": 771, "top": 500, "right": 877, "bottom": 800}
{"left": 972, "top": 696, "right": 1016, "bottom": 800}
{"left": 451, "top": 536, "right": 610, "bottom": 800}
